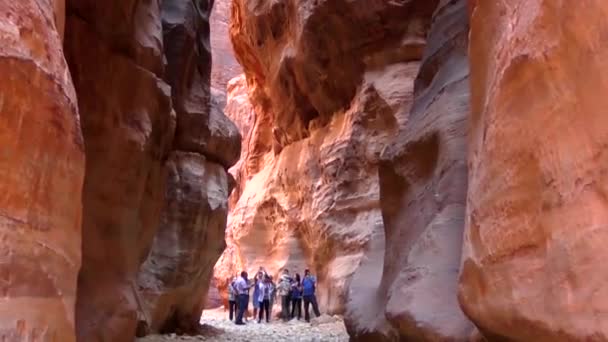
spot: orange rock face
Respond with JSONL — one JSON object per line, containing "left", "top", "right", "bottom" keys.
{"left": 65, "top": 2, "right": 174, "bottom": 339}
{"left": 459, "top": 1, "right": 608, "bottom": 340}
{"left": 218, "top": 0, "right": 441, "bottom": 318}
{"left": 63, "top": 0, "right": 238, "bottom": 339}
{"left": 0, "top": 1, "right": 84, "bottom": 341}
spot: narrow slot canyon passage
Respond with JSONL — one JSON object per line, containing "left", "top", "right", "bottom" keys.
{"left": 2, "top": 1, "right": 608, "bottom": 342}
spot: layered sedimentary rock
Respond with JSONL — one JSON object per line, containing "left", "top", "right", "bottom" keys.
{"left": 135, "top": 0, "right": 240, "bottom": 335}
{"left": 137, "top": 152, "right": 231, "bottom": 333}
{"left": 215, "top": 0, "right": 438, "bottom": 315}
{"left": 210, "top": 0, "right": 242, "bottom": 89}
{"left": 0, "top": 1, "right": 84, "bottom": 340}
{"left": 345, "top": 0, "right": 474, "bottom": 340}
{"left": 64, "top": 0, "right": 238, "bottom": 339}
{"left": 459, "top": 1, "right": 608, "bottom": 340}
{"left": 64, "top": 1, "right": 174, "bottom": 339}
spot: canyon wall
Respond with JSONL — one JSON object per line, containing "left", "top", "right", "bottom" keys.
{"left": 345, "top": 0, "right": 473, "bottom": 340}
{"left": 65, "top": 0, "right": 174, "bottom": 339}
{"left": 62, "top": 0, "right": 237, "bottom": 340}
{"left": 459, "top": 1, "right": 608, "bottom": 340}
{"left": 0, "top": 1, "right": 84, "bottom": 340}
{"left": 214, "top": 0, "right": 440, "bottom": 316}
{"left": 210, "top": 0, "right": 242, "bottom": 89}
{"left": 136, "top": 0, "right": 240, "bottom": 334}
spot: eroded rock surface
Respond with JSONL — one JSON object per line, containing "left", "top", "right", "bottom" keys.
{"left": 137, "top": 152, "right": 231, "bottom": 333}
{"left": 459, "top": 1, "right": 608, "bottom": 340}
{"left": 135, "top": 0, "right": 240, "bottom": 335}
{"left": 65, "top": 1, "right": 174, "bottom": 339}
{"left": 0, "top": 1, "right": 84, "bottom": 340}
{"left": 346, "top": 0, "right": 474, "bottom": 340}
{"left": 62, "top": 0, "right": 238, "bottom": 339}
{"left": 215, "top": 0, "right": 435, "bottom": 315}
{"left": 210, "top": 0, "right": 242, "bottom": 89}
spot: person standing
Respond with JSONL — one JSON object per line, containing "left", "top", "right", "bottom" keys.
{"left": 302, "top": 269, "right": 321, "bottom": 322}
{"left": 258, "top": 275, "right": 271, "bottom": 323}
{"left": 268, "top": 275, "right": 277, "bottom": 316}
{"left": 228, "top": 276, "right": 237, "bottom": 321}
{"left": 252, "top": 272, "right": 262, "bottom": 320}
{"left": 290, "top": 273, "right": 303, "bottom": 320}
{"left": 278, "top": 269, "right": 292, "bottom": 321}
{"left": 234, "top": 271, "right": 250, "bottom": 325}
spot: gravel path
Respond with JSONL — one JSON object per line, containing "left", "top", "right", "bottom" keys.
{"left": 137, "top": 308, "right": 349, "bottom": 342}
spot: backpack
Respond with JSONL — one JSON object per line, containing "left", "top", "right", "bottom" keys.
{"left": 302, "top": 277, "right": 315, "bottom": 296}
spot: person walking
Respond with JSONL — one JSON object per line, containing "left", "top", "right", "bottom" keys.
{"left": 228, "top": 276, "right": 237, "bottom": 321}
{"left": 290, "top": 273, "right": 303, "bottom": 320}
{"left": 302, "top": 269, "right": 321, "bottom": 322}
{"left": 234, "top": 271, "right": 250, "bottom": 325}
{"left": 258, "top": 275, "right": 271, "bottom": 323}
{"left": 278, "top": 269, "right": 292, "bottom": 321}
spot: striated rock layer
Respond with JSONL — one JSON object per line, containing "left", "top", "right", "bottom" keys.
{"left": 135, "top": 0, "right": 240, "bottom": 335}
{"left": 345, "top": 0, "right": 474, "bottom": 340}
{"left": 63, "top": 0, "right": 239, "bottom": 339}
{"left": 459, "top": 1, "right": 608, "bottom": 340}
{"left": 65, "top": 0, "right": 175, "bottom": 339}
{"left": 215, "top": 0, "right": 439, "bottom": 316}
{"left": 0, "top": 1, "right": 84, "bottom": 341}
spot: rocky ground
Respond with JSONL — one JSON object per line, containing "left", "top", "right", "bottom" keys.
{"left": 137, "top": 308, "right": 349, "bottom": 341}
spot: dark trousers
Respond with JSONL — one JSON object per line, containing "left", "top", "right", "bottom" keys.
{"left": 258, "top": 299, "right": 270, "bottom": 322}
{"left": 281, "top": 295, "right": 290, "bottom": 321}
{"left": 229, "top": 300, "right": 237, "bottom": 321}
{"left": 235, "top": 294, "right": 248, "bottom": 323}
{"left": 291, "top": 297, "right": 302, "bottom": 319}
{"left": 303, "top": 295, "right": 321, "bottom": 322}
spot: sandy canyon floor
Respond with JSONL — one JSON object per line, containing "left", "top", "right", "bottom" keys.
{"left": 137, "top": 308, "right": 349, "bottom": 341}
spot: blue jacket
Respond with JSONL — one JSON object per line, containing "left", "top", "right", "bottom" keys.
{"left": 291, "top": 282, "right": 302, "bottom": 299}
{"left": 302, "top": 276, "right": 316, "bottom": 296}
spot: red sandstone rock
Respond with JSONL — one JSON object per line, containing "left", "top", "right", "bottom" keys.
{"left": 459, "top": 1, "right": 608, "bottom": 340}
{"left": 225, "top": 0, "right": 476, "bottom": 339}
{"left": 0, "top": 1, "right": 84, "bottom": 340}
{"left": 65, "top": 2, "right": 174, "bottom": 340}
{"left": 137, "top": 152, "right": 231, "bottom": 333}
{"left": 217, "top": 0, "right": 438, "bottom": 316}
{"left": 135, "top": 0, "right": 239, "bottom": 335}
{"left": 210, "top": 0, "right": 242, "bottom": 90}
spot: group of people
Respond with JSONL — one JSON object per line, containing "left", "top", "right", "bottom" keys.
{"left": 227, "top": 266, "right": 321, "bottom": 325}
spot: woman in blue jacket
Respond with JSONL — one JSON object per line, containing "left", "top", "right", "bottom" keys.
{"left": 290, "top": 273, "right": 303, "bottom": 320}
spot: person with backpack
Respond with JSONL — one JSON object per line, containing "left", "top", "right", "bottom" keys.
{"left": 277, "top": 268, "right": 292, "bottom": 321}
{"left": 302, "top": 269, "right": 321, "bottom": 322}
{"left": 290, "top": 273, "right": 303, "bottom": 320}
{"left": 228, "top": 275, "right": 238, "bottom": 321}
{"left": 258, "top": 275, "right": 271, "bottom": 323}
{"left": 251, "top": 272, "right": 262, "bottom": 320}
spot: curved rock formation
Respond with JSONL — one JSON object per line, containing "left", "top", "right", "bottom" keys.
{"left": 135, "top": 0, "right": 240, "bottom": 335}
{"left": 210, "top": 0, "right": 242, "bottom": 89}
{"left": 459, "top": 1, "right": 608, "bottom": 340}
{"left": 346, "top": 0, "right": 473, "bottom": 340}
{"left": 0, "top": 1, "right": 84, "bottom": 340}
{"left": 216, "top": 0, "right": 438, "bottom": 316}
{"left": 65, "top": 1, "right": 174, "bottom": 339}
{"left": 63, "top": 0, "right": 238, "bottom": 339}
